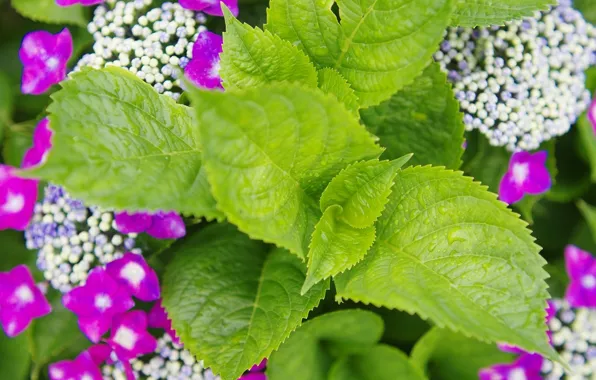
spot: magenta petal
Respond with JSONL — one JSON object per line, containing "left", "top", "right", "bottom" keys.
{"left": 148, "top": 300, "right": 169, "bottom": 329}
{"left": 589, "top": 98, "right": 596, "bottom": 134}
{"left": 78, "top": 316, "right": 112, "bottom": 343}
{"left": 498, "top": 172, "right": 524, "bottom": 204}
{"left": 497, "top": 342, "right": 526, "bottom": 354}
{"left": 86, "top": 344, "right": 112, "bottom": 366}
{"left": 179, "top": 0, "right": 210, "bottom": 11}
{"left": 21, "top": 63, "right": 61, "bottom": 95}
{"left": 146, "top": 211, "right": 186, "bottom": 239}
{"left": 565, "top": 245, "right": 593, "bottom": 280}
{"left": 479, "top": 353, "right": 543, "bottom": 380}
{"left": 105, "top": 253, "right": 161, "bottom": 301}
{"left": 185, "top": 31, "right": 223, "bottom": 90}
{"left": 239, "top": 374, "right": 267, "bottom": 380}
{"left": 49, "top": 351, "right": 103, "bottom": 380}
{"left": 22, "top": 118, "right": 53, "bottom": 169}
{"left": 250, "top": 359, "right": 267, "bottom": 372}
{"left": 0, "top": 166, "right": 38, "bottom": 231}
{"left": 108, "top": 311, "right": 157, "bottom": 361}
{"left": 56, "top": 0, "right": 104, "bottom": 5}
{"left": 114, "top": 211, "right": 153, "bottom": 234}
{"left": 203, "top": 0, "right": 239, "bottom": 16}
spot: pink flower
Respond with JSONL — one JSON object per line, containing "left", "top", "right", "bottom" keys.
{"left": 114, "top": 211, "right": 186, "bottom": 239}
{"left": 498, "top": 151, "right": 551, "bottom": 204}
{"left": 588, "top": 97, "right": 596, "bottom": 134}
{"left": 184, "top": 31, "right": 223, "bottom": 90}
{"left": 479, "top": 353, "right": 543, "bottom": 380}
{"left": 105, "top": 253, "right": 160, "bottom": 302}
{"left": 148, "top": 300, "right": 180, "bottom": 344}
{"left": 63, "top": 267, "right": 134, "bottom": 343}
{"left": 56, "top": 0, "right": 104, "bottom": 6}
{"left": 107, "top": 310, "right": 157, "bottom": 361}
{"left": 49, "top": 351, "right": 103, "bottom": 380}
{"left": 85, "top": 344, "right": 136, "bottom": 380}
{"left": 180, "top": 0, "right": 238, "bottom": 17}
{"left": 564, "top": 245, "right": 596, "bottom": 308}
{"left": 0, "top": 165, "right": 38, "bottom": 231}
{"left": 22, "top": 118, "right": 53, "bottom": 169}
{"left": 20, "top": 29, "right": 72, "bottom": 95}
{"left": 239, "top": 359, "right": 267, "bottom": 380}
{"left": 0, "top": 265, "right": 51, "bottom": 337}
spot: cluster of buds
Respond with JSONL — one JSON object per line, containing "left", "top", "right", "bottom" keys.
{"left": 435, "top": 0, "right": 596, "bottom": 151}
{"left": 25, "top": 184, "right": 140, "bottom": 293}
{"left": 75, "top": 0, "right": 208, "bottom": 100}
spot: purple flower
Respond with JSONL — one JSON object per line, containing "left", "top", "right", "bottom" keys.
{"left": 180, "top": 0, "right": 238, "bottom": 17}
{"left": 114, "top": 211, "right": 186, "bottom": 239}
{"left": 63, "top": 267, "right": 134, "bottom": 343}
{"left": 498, "top": 151, "right": 551, "bottom": 204}
{"left": 19, "top": 29, "right": 72, "bottom": 95}
{"left": 49, "top": 351, "right": 103, "bottom": 380}
{"left": 0, "top": 265, "right": 51, "bottom": 337}
{"left": 85, "top": 344, "right": 136, "bottom": 380}
{"left": 184, "top": 31, "right": 223, "bottom": 90}
{"left": 239, "top": 358, "right": 267, "bottom": 380}
{"left": 564, "top": 245, "right": 596, "bottom": 308}
{"left": 148, "top": 299, "right": 180, "bottom": 345}
{"left": 105, "top": 253, "right": 160, "bottom": 302}
{"left": 107, "top": 310, "right": 157, "bottom": 361}
{"left": 479, "top": 353, "right": 543, "bottom": 380}
{"left": 56, "top": 0, "right": 104, "bottom": 6}
{"left": 0, "top": 165, "right": 38, "bottom": 231}
{"left": 22, "top": 118, "right": 53, "bottom": 169}
{"left": 588, "top": 97, "right": 596, "bottom": 134}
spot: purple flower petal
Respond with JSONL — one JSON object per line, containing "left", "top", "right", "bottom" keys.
{"left": 239, "top": 374, "right": 267, "bottom": 380}
{"left": 0, "top": 265, "right": 51, "bottom": 337}
{"left": 63, "top": 267, "right": 134, "bottom": 342}
{"left": 105, "top": 253, "right": 160, "bottom": 302}
{"left": 85, "top": 344, "right": 112, "bottom": 366}
{"left": 479, "top": 353, "right": 543, "bottom": 380}
{"left": 49, "top": 351, "right": 103, "bottom": 380}
{"left": 22, "top": 118, "right": 53, "bottom": 169}
{"left": 19, "top": 29, "right": 72, "bottom": 95}
{"left": 107, "top": 310, "right": 157, "bottom": 361}
{"left": 148, "top": 300, "right": 181, "bottom": 345}
{"left": 185, "top": 31, "right": 223, "bottom": 89}
{"left": 0, "top": 165, "right": 38, "bottom": 231}
{"left": 564, "top": 245, "right": 596, "bottom": 307}
{"left": 588, "top": 98, "right": 596, "bottom": 135}
{"left": 146, "top": 211, "right": 186, "bottom": 239}
{"left": 250, "top": 359, "right": 267, "bottom": 372}
{"left": 496, "top": 342, "right": 526, "bottom": 354}
{"left": 114, "top": 211, "right": 153, "bottom": 234}
{"left": 180, "top": 0, "right": 238, "bottom": 16}
{"left": 56, "top": 0, "right": 104, "bottom": 6}
{"left": 498, "top": 150, "right": 551, "bottom": 204}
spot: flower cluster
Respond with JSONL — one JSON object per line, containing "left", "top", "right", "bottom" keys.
{"left": 75, "top": 0, "right": 211, "bottom": 100}
{"left": 498, "top": 150, "right": 551, "bottom": 204}
{"left": 25, "top": 184, "right": 141, "bottom": 293}
{"left": 114, "top": 210, "right": 186, "bottom": 240}
{"left": 481, "top": 245, "right": 596, "bottom": 379}
{"left": 435, "top": 1, "right": 596, "bottom": 151}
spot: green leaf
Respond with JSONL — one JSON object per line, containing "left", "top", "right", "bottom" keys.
{"left": 266, "top": 310, "right": 384, "bottom": 380}
{"left": 328, "top": 345, "right": 426, "bottom": 380}
{"left": 29, "top": 67, "right": 216, "bottom": 219}
{"left": 0, "top": 334, "right": 30, "bottom": 380}
{"left": 10, "top": 0, "right": 87, "bottom": 26}
{"left": 265, "top": 0, "right": 453, "bottom": 107}
{"left": 0, "top": 71, "right": 14, "bottom": 142}
{"left": 162, "top": 224, "right": 329, "bottom": 380}
{"left": 319, "top": 158, "right": 410, "bottom": 228}
{"left": 220, "top": 8, "right": 318, "bottom": 90}
{"left": 450, "top": 0, "right": 555, "bottom": 27}
{"left": 3, "top": 120, "right": 35, "bottom": 167}
{"left": 302, "top": 205, "right": 376, "bottom": 294}
{"left": 361, "top": 63, "right": 464, "bottom": 169}
{"left": 571, "top": 0, "right": 596, "bottom": 25}
{"left": 461, "top": 132, "right": 509, "bottom": 193}
{"left": 188, "top": 83, "right": 382, "bottom": 258}
{"left": 577, "top": 200, "right": 596, "bottom": 242}
{"left": 577, "top": 115, "right": 596, "bottom": 183}
{"left": 0, "top": 229, "right": 38, "bottom": 275}
{"left": 334, "top": 166, "right": 556, "bottom": 359}
{"left": 28, "top": 290, "right": 90, "bottom": 369}
{"left": 411, "top": 327, "right": 515, "bottom": 380}
{"left": 317, "top": 68, "right": 359, "bottom": 115}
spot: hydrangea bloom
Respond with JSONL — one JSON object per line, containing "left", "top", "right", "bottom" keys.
{"left": 22, "top": 118, "right": 53, "bottom": 169}
{"left": 479, "top": 353, "right": 543, "bottom": 380}
{"left": 19, "top": 28, "right": 73, "bottom": 95}
{"left": 184, "top": 31, "right": 223, "bottom": 90}
{"left": 148, "top": 299, "right": 180, "bottom": 344}
{"left": 105, "top": 253, "right": 160, "bottom": 301}
{"left": 564, "top": 245, "right": 596, "bottom": 308}
{"left": 0, "top": 265, "right": 51, "bottom": 337}
{"left": 498, "top": 151, "right": 551, "bottom": 204}
{"left": 56, "top": 0, "right": 104, "bottom": 6}
{"left": 49, "top": 351, "right": 103, "bottom": 380}
{"left": 589, "top": 98, "right": 596, "bottom": 134}
{"left": 106, "top": 310, "right": 157, "bottom": 361}
{"left": 114, "top": 210, "right": 186, "bottom": 239}
{"left": 76, "top": 0, "right": 208, "bottom": 101}
{"left": 180, "top": 0, "right": 238, "bottom": 17}
{"left": 63, "top": 267, "right": 134, "bottom": 342}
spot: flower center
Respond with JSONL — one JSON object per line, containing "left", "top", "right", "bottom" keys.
{"left": 3, "top": 192, "right": 25, "bottom": 213}
{"left": 46, "top": 57, "right": 59, "bottom": 70}
{"left": 508, "top": 367, "right": 527, "bottom": 380}
{"left": 15, "top": 285, "right": 34, "bottom": 304}
{"left": 94, "top": 293, "right": 112, "bottom": 312}
{"left": 113, "top": 326, "right": 138, "bottom": 350}
{"left": 581, "top": 274, "right": 596, "bottom": 289}
{"left": 120, "top": 261, "right": 146, "bottom": 287}
{"left": 209, "top": 60, "right": 221, "bottom": 79}
{"left": 511, "top": 163, "right": 529, "bottom": 186}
